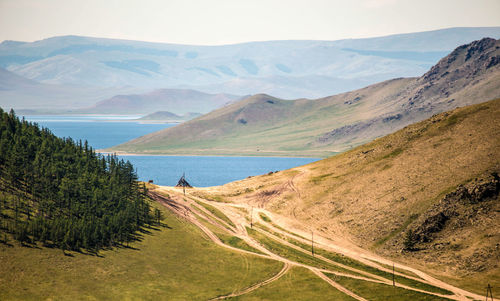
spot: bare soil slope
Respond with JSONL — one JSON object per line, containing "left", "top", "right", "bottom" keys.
{"left": 200, "top": 98, "right": 500, "bottom": 292}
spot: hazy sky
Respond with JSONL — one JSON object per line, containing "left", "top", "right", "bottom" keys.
{"left": 0, "top": 0, "right": 499, "bottom": 45}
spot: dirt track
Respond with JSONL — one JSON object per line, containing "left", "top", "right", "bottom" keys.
{"left": 150, "top": 187, "right": 494, "bottom": 301}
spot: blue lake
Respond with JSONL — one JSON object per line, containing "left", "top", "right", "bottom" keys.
{"left": 25, "top": 115, "right": 173, "bottom": 149}
{"left": 24, "top": 115, "right": 319, "bottom": 187}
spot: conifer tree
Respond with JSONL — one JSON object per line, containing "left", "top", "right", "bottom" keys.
{"left": 0, "top": 108, "right": 156, "bottom": 251}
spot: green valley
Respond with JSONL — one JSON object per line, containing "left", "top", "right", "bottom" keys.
{"left": 0, "top": 203, "right": 283, "bottom": 300}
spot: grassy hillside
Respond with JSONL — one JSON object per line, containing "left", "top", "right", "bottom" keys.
{"left": 0, "top": 108, "right": 153, "bottom": 251}
{"left": 108, "top": 38, "right": 500, "bottom": 157}
{"left": 0, "top": 203, "right": 283, "bottom": 300}
{"left": 107, "top": 79, "right": 411, "bottom": 157}
{"left": 233, "top": 267, "right": 357, "bottom": 300}
{"left": 200, "top": 98, "right": 500, "bottom": 293}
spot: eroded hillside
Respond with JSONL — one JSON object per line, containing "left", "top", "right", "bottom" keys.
{"left": 198, "top": 98, "right": 500, "bottom": 291}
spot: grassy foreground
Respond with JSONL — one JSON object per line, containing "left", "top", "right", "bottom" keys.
{"left": 0, "top": 204, "right": 283, "bottom": 300}
{"left": 232, "top": 267, "right": 356, "bottom": 301}
{"left": 333, "top": 276, "right": 449, "bottom": 301}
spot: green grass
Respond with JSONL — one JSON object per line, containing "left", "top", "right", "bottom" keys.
{"left": 254, "top": 224, "right": 373, "bottom": 272}
{"left": 234, "top": 207, "right": 249, "bottom": 215}
{"left": 232, "top": 267, "right": 356, "bottom": 301}
{"left": 216, "top": 232, "right": 265, "bottom": 255}
{"left": 252, "top": 224, "right": 451, "bottom": 294}
{"left": 253, "top": 223, "right": 272, "bottom": 232}
{"left": 266, "top": 221, "right": 309, "bottom": 241}
{"left": 253, "top": 223, "right": 376, "bottom": 279}
{"left": 191, "top": 208, "right": 264, "bottom": 255}
{"left": 310, "top": 173, "right": 334, "bottom": 184}
{"left": 0, "top": 203, "right": 283, "bottom": 300}
{"left": 188, "top": 207, "right": 264, "bottom": 254}
{"left": 381, "top": 147, "right": 404, "bottom": 159}
{"left": 194, "top": 199, "right": 236, "bottom": 228}
{"left": 332, "top": 275, "right": 451, "bottom": 301}
{"left": 246, "top": 227, "right": 365, "bottom": 277}
{"left": 370, "top": 260, "right": 423, "bottom": 279}
{"left": 373, "top": 213, "right": 419, "bottom": 248}
{"left": 319, "top": 245, "right": 451, "bottom": 296}
{"left": 259, "top": 212, "right": 272, "bottom": 223}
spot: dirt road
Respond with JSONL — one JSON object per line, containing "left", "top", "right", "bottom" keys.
{"left": 150, "top": 187, "right": 494, "bottom": 301}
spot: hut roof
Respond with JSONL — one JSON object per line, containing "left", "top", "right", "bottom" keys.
{"left": 175, "top": 174, "right": 192, "bottom": 188}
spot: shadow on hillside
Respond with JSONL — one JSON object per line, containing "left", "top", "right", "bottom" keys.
{"left": 20, "top": 241, "right": 42, "bottom": 249}
{"left": 0, "top": 220, "right": 175, "bottom": 257}
{"left": 0, "top": 240, "right": 14, "bottom": 247}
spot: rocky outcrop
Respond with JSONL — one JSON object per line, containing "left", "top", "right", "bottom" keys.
{"left": 405, "top": 172, "right": 500, "bottom": 249}
{"left": 317, "top": 38, "right": 500, "bottom": 147}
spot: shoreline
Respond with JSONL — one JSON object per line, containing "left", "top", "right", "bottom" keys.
{"left": 22, "top": 114, "right": 191, "bottom": 124}
{"left": 96, "top": 150, "right": 326, "bottom": 159}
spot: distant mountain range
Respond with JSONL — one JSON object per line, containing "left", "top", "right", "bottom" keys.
{"left": 1, "top": 27, "right": 500, "bottom": 114}
{"left": 79, "top": 89, "right": 241, "bottom": 115}
{"left": 107, "top": 38, "right": 500, "bottom": 156}
{"left": 137, "top": 111, "right": 202, "bottom": 122}
{"left": 0, "top": 67, "right": 140, "bottom": 113}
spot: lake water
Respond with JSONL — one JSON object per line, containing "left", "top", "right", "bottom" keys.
{"left": 25, "top": 115, "right": 173, "bottom": 149}
{"left": 24, "top": 115, "right": 319, "bottom": 187}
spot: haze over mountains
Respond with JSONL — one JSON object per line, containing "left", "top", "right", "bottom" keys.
{"left": 1, "top": 27, "right": 500, "bottom": 114}
{"left": 81, "top": 89, "right": 241, "bottom": 115}
{"left": 137, "top": 111, "right": 202, "bottom": 122}
{"left": 109, "top": 38, "right": 500, "bottom": 156}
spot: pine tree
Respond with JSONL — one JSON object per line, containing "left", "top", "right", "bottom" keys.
{"left": 0, "top": 108, "right": 158, "bottom": 251}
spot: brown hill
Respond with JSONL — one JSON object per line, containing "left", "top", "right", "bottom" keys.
{"left": 200, "top": 98, "right": 500, "bottom": 293}
{"left": 108, "top": 38, "right": 500, "bottom": 157}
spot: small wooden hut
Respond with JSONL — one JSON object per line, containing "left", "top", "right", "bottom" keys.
{"left": 175, "top": 173, "right": 192, "bottom": 188}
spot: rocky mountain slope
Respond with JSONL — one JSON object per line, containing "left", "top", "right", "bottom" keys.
{"left": 202, "top": 98, "right": 500, "bottom": 293}
{"left": 109, "top": 38, "right": 500, "bottom": 156}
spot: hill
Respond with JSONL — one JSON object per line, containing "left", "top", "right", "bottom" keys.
{"left": 0, "top": 108, "right": 152, "bottom": 251}
{"left": 1, "top": 184, "right": 459, "bottom": 300}
{"left": 0, "top": 200, "right": 284, "bottom": 300}
{"left": 138, "top": 111, "right": 202, "bottom": 122}
{"left": 79, "top": 89, "right": 240, "bottom": 115}
{"left": 2, "top": 103, "right": 495, "bottom": 299}
{"left": 0, "top": 67, "right": 138, "bottom": 113}
{"left": 199, "top": 98, "right": 500, "bottom": 293}
{"left": 108, "top": 38, "right": 500, "bottom": 157}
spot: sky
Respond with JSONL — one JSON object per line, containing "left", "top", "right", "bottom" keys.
{"left": 0, "top": 0, "right": 499, "bottom": 45}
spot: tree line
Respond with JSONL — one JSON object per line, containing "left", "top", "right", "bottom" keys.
{"left": 0, "top": 108, "right": 157, "bottom": 251}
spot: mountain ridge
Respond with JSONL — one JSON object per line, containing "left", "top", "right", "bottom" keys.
{"left": 79, "top": 89, "right": 241, "bottom": 115}
{"left": 138, "top": 111, "right": 202, "bottom": 122}
{"left": 108, "top": 38, "right": 500, "bottom": 156}
{"left": 2, "top": 27, "right": 500, "bottom": 102}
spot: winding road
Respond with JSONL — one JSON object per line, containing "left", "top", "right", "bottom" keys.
{"left": 149, "top": 186, "right": 495, "bottom": 301}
